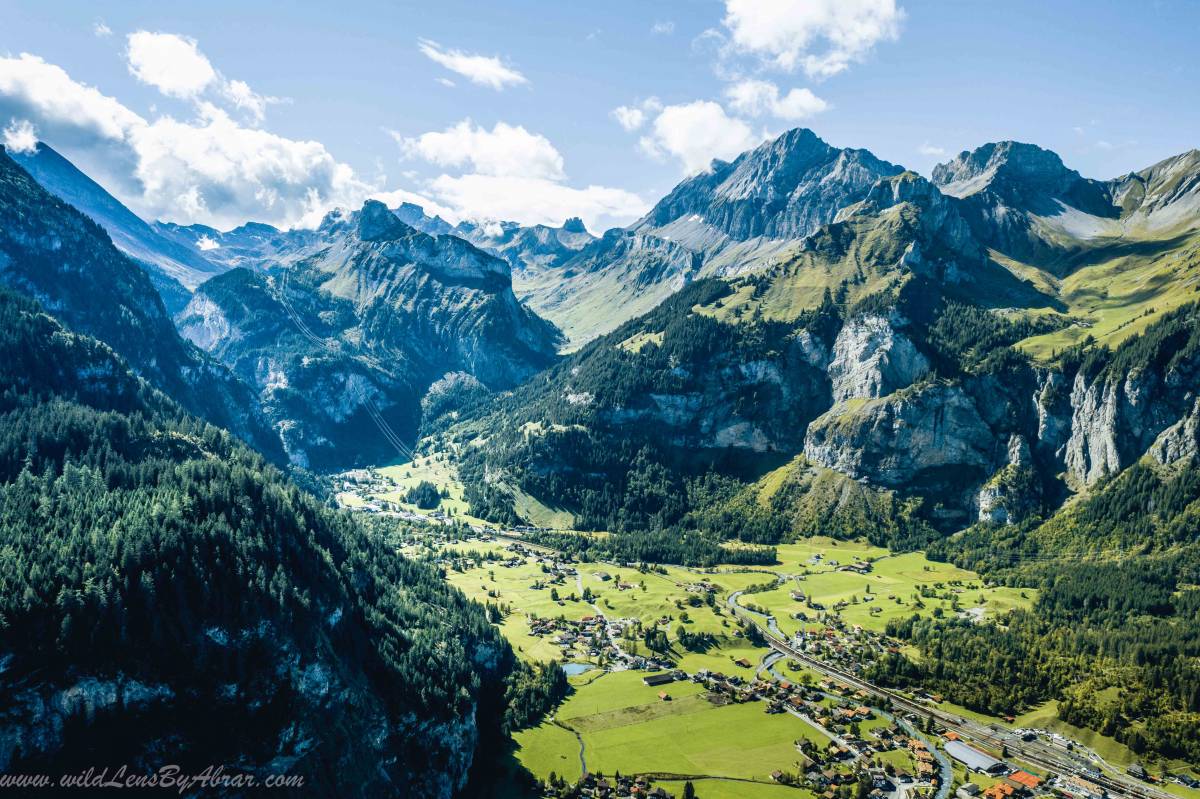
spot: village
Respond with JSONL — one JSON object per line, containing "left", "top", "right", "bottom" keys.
{"left": 332, "top": 466, "right": 1192, "bottom": 799}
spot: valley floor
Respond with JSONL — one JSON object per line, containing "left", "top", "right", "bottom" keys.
{"left": 335, "top": 467, "right": 1200, "bottom": 799}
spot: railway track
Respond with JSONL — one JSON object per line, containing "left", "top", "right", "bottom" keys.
{"left": 724, "top": 598, "right": 1176, "bottom": 799}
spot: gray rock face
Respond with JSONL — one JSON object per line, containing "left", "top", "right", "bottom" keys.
{"left": 642, "top": 128, "right": 903, "bottom": 242}
{"left": 1065, "top": 367, "right": 1166, "bottom": 485}
{"left": 827, "top": 314, "right": 929, "bottom": 402}
{"left": 176, "top": 201, "right": 561, "bottom": 469}
{"left": 1149, "top": 398, "right": 1200, "bottom": 466}
{"left": 803, "top": 382, "right": 995, "bottom": 491}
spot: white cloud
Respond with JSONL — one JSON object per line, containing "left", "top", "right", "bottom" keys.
{"left": 722, "top": 0, "right": 904, "bottom": 78}
{"left": 436, "top": 77, "right": 456, "bottom": 88}
{"left": 917, "top": 142, "right": 947, "bottom": 157}
{"left": 612, "top": 106, "right": 645, "bottom": 132}
{"left": 93, "top": 21, "right": 112, "bottom": 38}
{"left": 639, "top": 100, "right": 766, "bottom": 174}
{"left": 196, "top": 234, "right": 220, "bottom": 250}
{"left": 725, "top": 79, "right": 827, "bottom": 121}
{"left": 417, "top": 39, "right": 528, "bottom": 90}
{"left": 425, "top": 174, "right": 645, "bottom": 232}
{"left": 126, "top": 31, "right": 217, "bottom": 98}
{"left": 3, "top": 118, "right": 38, "bottom": 153}
{"left": 611, "top": 97, "right": 662, "bottom": 132}
{"left": 396, "top": 119, "right": 646, "bottom": 230}
{"left": 397, "top": 120, "right": 565, "bottom": 181}
{"left": 221, "top": 79, "right": 280, "bottom": 123}
{"left": 651, "top": 21, "right": 676, "bottom": 35}
{"left": 0, "top": 53, "right": 380, "bottom": 230}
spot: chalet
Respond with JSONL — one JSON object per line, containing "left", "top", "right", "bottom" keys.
{"left": 657, "top": 691, "right": 671, "bottom": 701}
{"left": 1127, "top": 764, "right": 1148, "bottom": 781}
{"left": 983, "top": 783, "right": 1016, "bottom": 799}
{"left": 957, "top": 784, "right": 983, "bottom": 799}
{"left": 593, "top": 571, "right": 611, "bottom": 581}
{"left": 734, "top": 657, "right": 753, "bottom": 668}
{"left": 791, "top": 590, "right": 806, "bottom": 601}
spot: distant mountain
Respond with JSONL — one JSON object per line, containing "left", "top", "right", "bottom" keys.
{"left": 499, "top": 128, "right": 905, "bottom": 346}
{"left": 933, "top": 141, "right": 1200, "bottom": 269}
{"left": 153, "top": 219, "right": 317, "bottom": 271}
{"left": 393, "top": 200, "right": 455, "bottom": 236}
{"left": 459, "top": 216, "right": 595, "bottom": 278}
{"left": 9, "top": 142, "right": 225, "bottom": 312}
{"left": 443, "top": 132, "right": 1200, "bottom": 547}
{"left": 176, "top": 200, "right": 562, "bottom": 468}
{"left": 0, "top": 145, "right": 284, "bottom": 459}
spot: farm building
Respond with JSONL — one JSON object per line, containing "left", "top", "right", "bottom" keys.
{"left": 944, "top": 740, "right": 1007, "bottom": 775}
{"left": 642, "top": 672, "right": 675, "bottom": 687}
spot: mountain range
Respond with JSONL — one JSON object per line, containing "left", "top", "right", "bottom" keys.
{"left": 9, "top": 129, "right": 1200, "bottom": 528}
{"left": 3, "top": 122, "right": 1200, "bottom": 789}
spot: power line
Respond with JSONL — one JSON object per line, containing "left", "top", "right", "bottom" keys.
{"left": 272, "top": 268, "right": 415, "bottom": 462}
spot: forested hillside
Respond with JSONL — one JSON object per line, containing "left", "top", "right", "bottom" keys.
{"left": 0, "top": 287, "right": 544, "bottom": 796}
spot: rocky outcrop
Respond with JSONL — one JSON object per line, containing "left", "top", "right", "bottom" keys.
{"left": 1063, "top": 365, "right": 1190, "bottom": 486}
{"left": 827, "top": 313, "right": 929, "bottom": 402}
{"left": 1149, "top": 399, "right": 1200, "bottom": 466}
{"left": 976, "top": 435, "right": 1039, "bottom": 524}
{"left": 803, "top": 382, "right": 995, "bottom": 493}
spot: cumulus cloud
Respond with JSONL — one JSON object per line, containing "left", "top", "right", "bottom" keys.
{"left": 426, "top": 174, "right": 645, "bottom": 232}
{"left": 417, "top": 39, "right": 528, "bottom": 90}
{"left": 612, "top": 106, "right": 645, "bottom": 132}
{"left": 126, "top": 31, "right": 217, "bottom": 98}
{"left": 397, "top": 119, "right": 646, "bottom": 230}
{"left": 124, "top": 31, "right": 282, "bottom": 124}
{"left": 722, "top": 0, "right": 904, "bottom": 78}
{"left": 221, "top": 79, "right": 281, "bottom": 123}
{"left": 725, "top": 79, "right": 827, "bottom": 121}
{"left": 3, "top": 118, "right": 38, "bottom": 153}
{"left": 396, "top": 120, "right": 564, "bottom": 180}
{"left": 0, "top": 52, "right": 378, "bottom": 230}
{"left": 917, "top": 142, "right": 947, "bottom": 157}
{"left": 611, "top": 97, "right": 662, "bottom": 132}
{"left": 638, "top": 100, "right": 766, "bottom": 174}
{"left": 93, "top": 21, "right": 112, "bottom": 38}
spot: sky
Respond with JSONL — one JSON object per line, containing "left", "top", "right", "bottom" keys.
{"left": 1, "top": 0, "right": 1197, "bottom": 233}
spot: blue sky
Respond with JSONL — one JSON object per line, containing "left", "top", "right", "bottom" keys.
{"left": 1, "top": 0, "right": 1197, "bottom": 232}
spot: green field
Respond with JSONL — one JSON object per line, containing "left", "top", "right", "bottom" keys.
{"left": 739, "top": 545, "right": 1036, "bottom": 636}
{"left": 516, "top": 669, "right": 824, "bottom": 786}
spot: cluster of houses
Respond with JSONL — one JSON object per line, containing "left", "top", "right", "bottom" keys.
{"left": 553, "top": 772, "right": 674, "bottom": 799}
{"left": 528, "top": 615, "right": 613, "bottom": 659}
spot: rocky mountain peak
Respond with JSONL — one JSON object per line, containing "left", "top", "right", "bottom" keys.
{"left": 358, "top": 199, "right": 411, "bottom": 242}
{"left": 1108, "top": 148, "right": 1200, "bottom": 221}
{"left": 561, "top": 216, "right": 587, "bottom": 234}
{"left": 637, "top": 127, "right": 903, "bottom": 242}
{"left": 932, "top": 141, "right": 1114, "bottom": 215}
